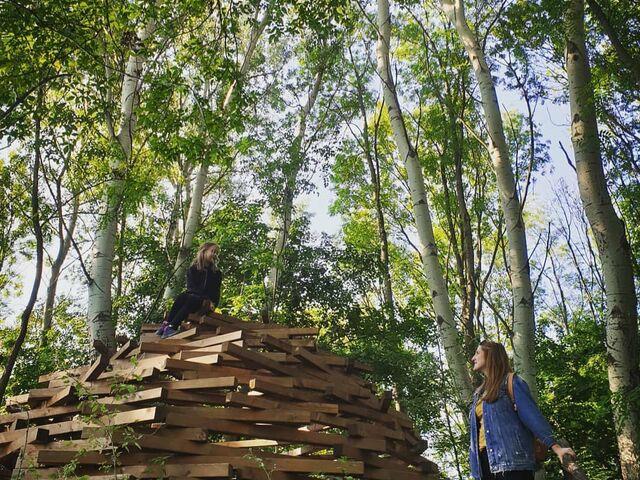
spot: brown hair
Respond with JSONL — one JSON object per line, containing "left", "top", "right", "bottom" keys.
{"left": 193, "top": 242, "right": 220, "bottom": 271}
{"left": 476, "top": 340, "right": 512, "bottom": 402}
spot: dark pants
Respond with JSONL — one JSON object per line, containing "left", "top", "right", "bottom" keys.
{"left": 480, "top": 448, "right": 534, "bottom": 480}
{"left": 167, "top": 292, "right": 204, "bottom": 328}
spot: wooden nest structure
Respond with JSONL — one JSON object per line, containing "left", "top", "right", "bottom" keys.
{"left": 1, "top": 311, "right": 439, "bottom": 479}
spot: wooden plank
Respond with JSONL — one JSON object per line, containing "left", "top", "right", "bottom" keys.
{"left": 26, "top": 387, "right": 67, "bottom": 401}
{"left": 20, "top": 468, "right": 130, "bottom": 480}
{"left": 110, "top": 339, "right": 138, "bottom": 362}
{"left": 150, "top": 427, "right": 209, "bottom": 442}
{"left": 181, "top": 368, "right": 282, "bottom": 385}
{"left": 174, "top": 352, "right": 221, "bottom": 362}
{"left": 282, "top": 445, "right": 324, "bottom": 457}
{"left": 165, "top": 390, "right": 226, "bottom": 405}
{"left": 165, "top": 412, "right": 343, "bottom": 446}
{"left": 221, "top": 352, "right": 292, "bottom": 364}
{"left": 184, "top": 330, "right": 245, "bottom": 349}
{"left": 121, "top": 463, "right": 232, "bottom": 478}
{"left": 137, "top": 341, "right": 195, "bottom": 354}
{"left": 80, "top": 354, "right": 110, "bottom": 382}
{"left": 43, "top": 407, "right": 165, "bottom": 437}
{"left": 346, "top": 420, "right": 404, "bottom": 441}
{"left": 289, "top": 360, "right": 370, "bottom": 397}
{"left": 379, "top": 390, "right": 393, "bottom": 412}
{"left": 233, "top": 467, "right": 298, "bottom": 480}
{"left": 216, "top": 439, "right": 278, "bottom": 447}
{"left": 292, "top": 347, "right": 335, "bottom": 376}
{"left": 225, "top": 392, "right": 279, "bottom": 409}
{"left": 260, "top": 334, "right": 295, "bottom": 354}
{"left": 249, "top": 378, "right": 326, "bottom": 403}
{"left": 141, "top": 323, "right": 161, "bottom": 332}
{"left": 45, "top": 386, "right": 74, "bottom": 407}
{"left": 248, "top": 328, "right": 319, "bottom": 337}
{"left": 0, "top": 427, "right": 49, "bottom": 446}
{"left": 107, "top": 355, "right": 169, "bottom": 373}
{"left": 221, "top": 343, "right": 300, "bottom": 378}
{"left": 364, "top": 467, "right": 438, "bottom": 480}
{"left": 323, "top": 385, "right": 353, "bottom": 403}
{"left": 204, "top": 311, "right": 287, "bottom": 330}
{"left": 156, "top": 377, "right": 237, "bottom": 391}
{"left": 0, "top": 428, "right": 49, "bottom": 459}
{"left": 156, "top": 455, "right": 364, "bottom": 475}
{"left": 338, "top": 404, "right": 399, "bottom": 428}
{"left": 244, "top": 338, "right": 316, "bottom": 349}
{"left": 169, "top": 406, "right": 313, "bottom": 425}
{"left": 0, "top": 405, "right": 78, "bottom": 426}
{"left": 41, "top": 419, "right": 88, "bottom": 437}
{"left": 90, "top": 366, "right": 161, "bottom": 385}
{"left": 170, "top": 327, "right": 200, "bottom": 339}
{"left": 286, "top": 402, "right": 340, "bottom": 415}
{"left": 193, "top": 315, "right": 254, "bottom": 332}
{"left": 164, "top": 358, "right": 221, "bottom": 374}
{"left": 96, "top": 387, "right": 166, "bottom": 406}
{"left": 34, "top": 450, "right": 163, "bottom": 466}
{"left": 102, "top": 407, "right": 166, "bottom": 426}
{"left": 38, "top": 367, "right": 85, "bottom": 384}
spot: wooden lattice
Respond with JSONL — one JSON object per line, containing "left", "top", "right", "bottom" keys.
{"left": 1, "top": 311, "right": 439, "bottom": 479}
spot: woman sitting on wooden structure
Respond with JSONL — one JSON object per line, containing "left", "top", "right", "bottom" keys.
{"left": 157, "top": 242, "right": 222, "bottom": 338}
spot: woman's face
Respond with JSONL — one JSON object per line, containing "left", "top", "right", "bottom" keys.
{"left": 471, "top": 346, "right": 487, "bottom": 372}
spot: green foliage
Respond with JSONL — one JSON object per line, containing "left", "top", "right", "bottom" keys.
{"left": 0, "top": 299, "right": 91, "bottom": 401}
{"left": 536, "top": 314, "right": 620, "bottom": 479}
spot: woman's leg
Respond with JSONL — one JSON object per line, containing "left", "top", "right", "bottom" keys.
{"left": 169, "top": 294, "right": 203, "bottom": 328}
{"left": 166, "top": 292, "right": 189, "bottom": 325}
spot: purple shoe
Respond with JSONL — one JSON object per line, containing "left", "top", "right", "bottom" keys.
{"left": 155, "top": 321, "right": 168, "bottom": 336}
{"left": 162, "top": 326, "right": 178, "bottom": 339}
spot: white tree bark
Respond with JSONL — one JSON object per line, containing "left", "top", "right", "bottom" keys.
{"left": 441, "top": 0, "right": 537, "bottom": 394}
{"left": 376, "top": 0, "right": 473, "bottom": 406}
{"left": 265, "top": 60, "right": 327, "bottom": 316}
{"left": 163, "top": 10, "right": 270, "bottom": 301}
{"left": 566, "top": 1, "right": 640, "bottom": 477}
{"left": 87, "top": 18, "right": 156, "bottom": 349}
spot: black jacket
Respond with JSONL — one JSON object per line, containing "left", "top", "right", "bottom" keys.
{"left": 186, "top": 265, "right": 222, "bottom": 307}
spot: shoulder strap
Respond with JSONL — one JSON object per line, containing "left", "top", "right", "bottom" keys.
{"left": 507, "top": 373, "right": 517, "bottom": 410}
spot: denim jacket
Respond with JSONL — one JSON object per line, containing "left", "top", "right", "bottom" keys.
{"left": 469, "top": 374, "right": 556, "bottom": 478}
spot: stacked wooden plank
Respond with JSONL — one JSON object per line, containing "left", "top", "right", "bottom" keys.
{"left": 0, "top": 311, "right": 439, "bottom": 479}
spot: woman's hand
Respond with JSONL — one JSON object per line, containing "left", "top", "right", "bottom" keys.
{"left": 202, "top": 299, "right": 213, "bottom": 311}
{"left": 551, "top": 444, "right": 576, "bottom": 465}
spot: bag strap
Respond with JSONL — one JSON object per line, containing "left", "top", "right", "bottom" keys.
{"left": 507, "top": 372, "right": 517, "bottom": 410}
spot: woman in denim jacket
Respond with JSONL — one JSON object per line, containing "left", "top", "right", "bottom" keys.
{"left": 469, "top": 340, "right": 575, "bottom": 479}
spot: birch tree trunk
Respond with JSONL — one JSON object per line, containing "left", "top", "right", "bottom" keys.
{"left": 43, "top": 194, "right": 79, "bottom": 335}
{"left": 368, "top": 124, "right": 394, "bottom": 320}
{"left": 351, "top": 52, "right": 394, "bottom": 320}
{"left": 87, "top": 18, "right": 156, "bottom": 350}
{"left": 565, "top": 1, "right": 640, "bottom": 477}
{"left": 163, "top": 12, "right": 270, "bottom": 301}
{"left": 376, "top": 0, "right": 473, "bottom": 406}
{"left": 265, "top": 59, "right": 328, "bottom": 317}
{"left": 441, "top": 0, "right": 537, "bottom": 394}
{"left": 453, "top": 119, "right": 477, "bottom": 355}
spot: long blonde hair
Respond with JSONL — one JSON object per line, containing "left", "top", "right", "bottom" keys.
{"left": 476, "top": 340, "right": 512, "bottom": 402}
{"left": 193, "top": 242, "right": 220, "bottom": 271}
